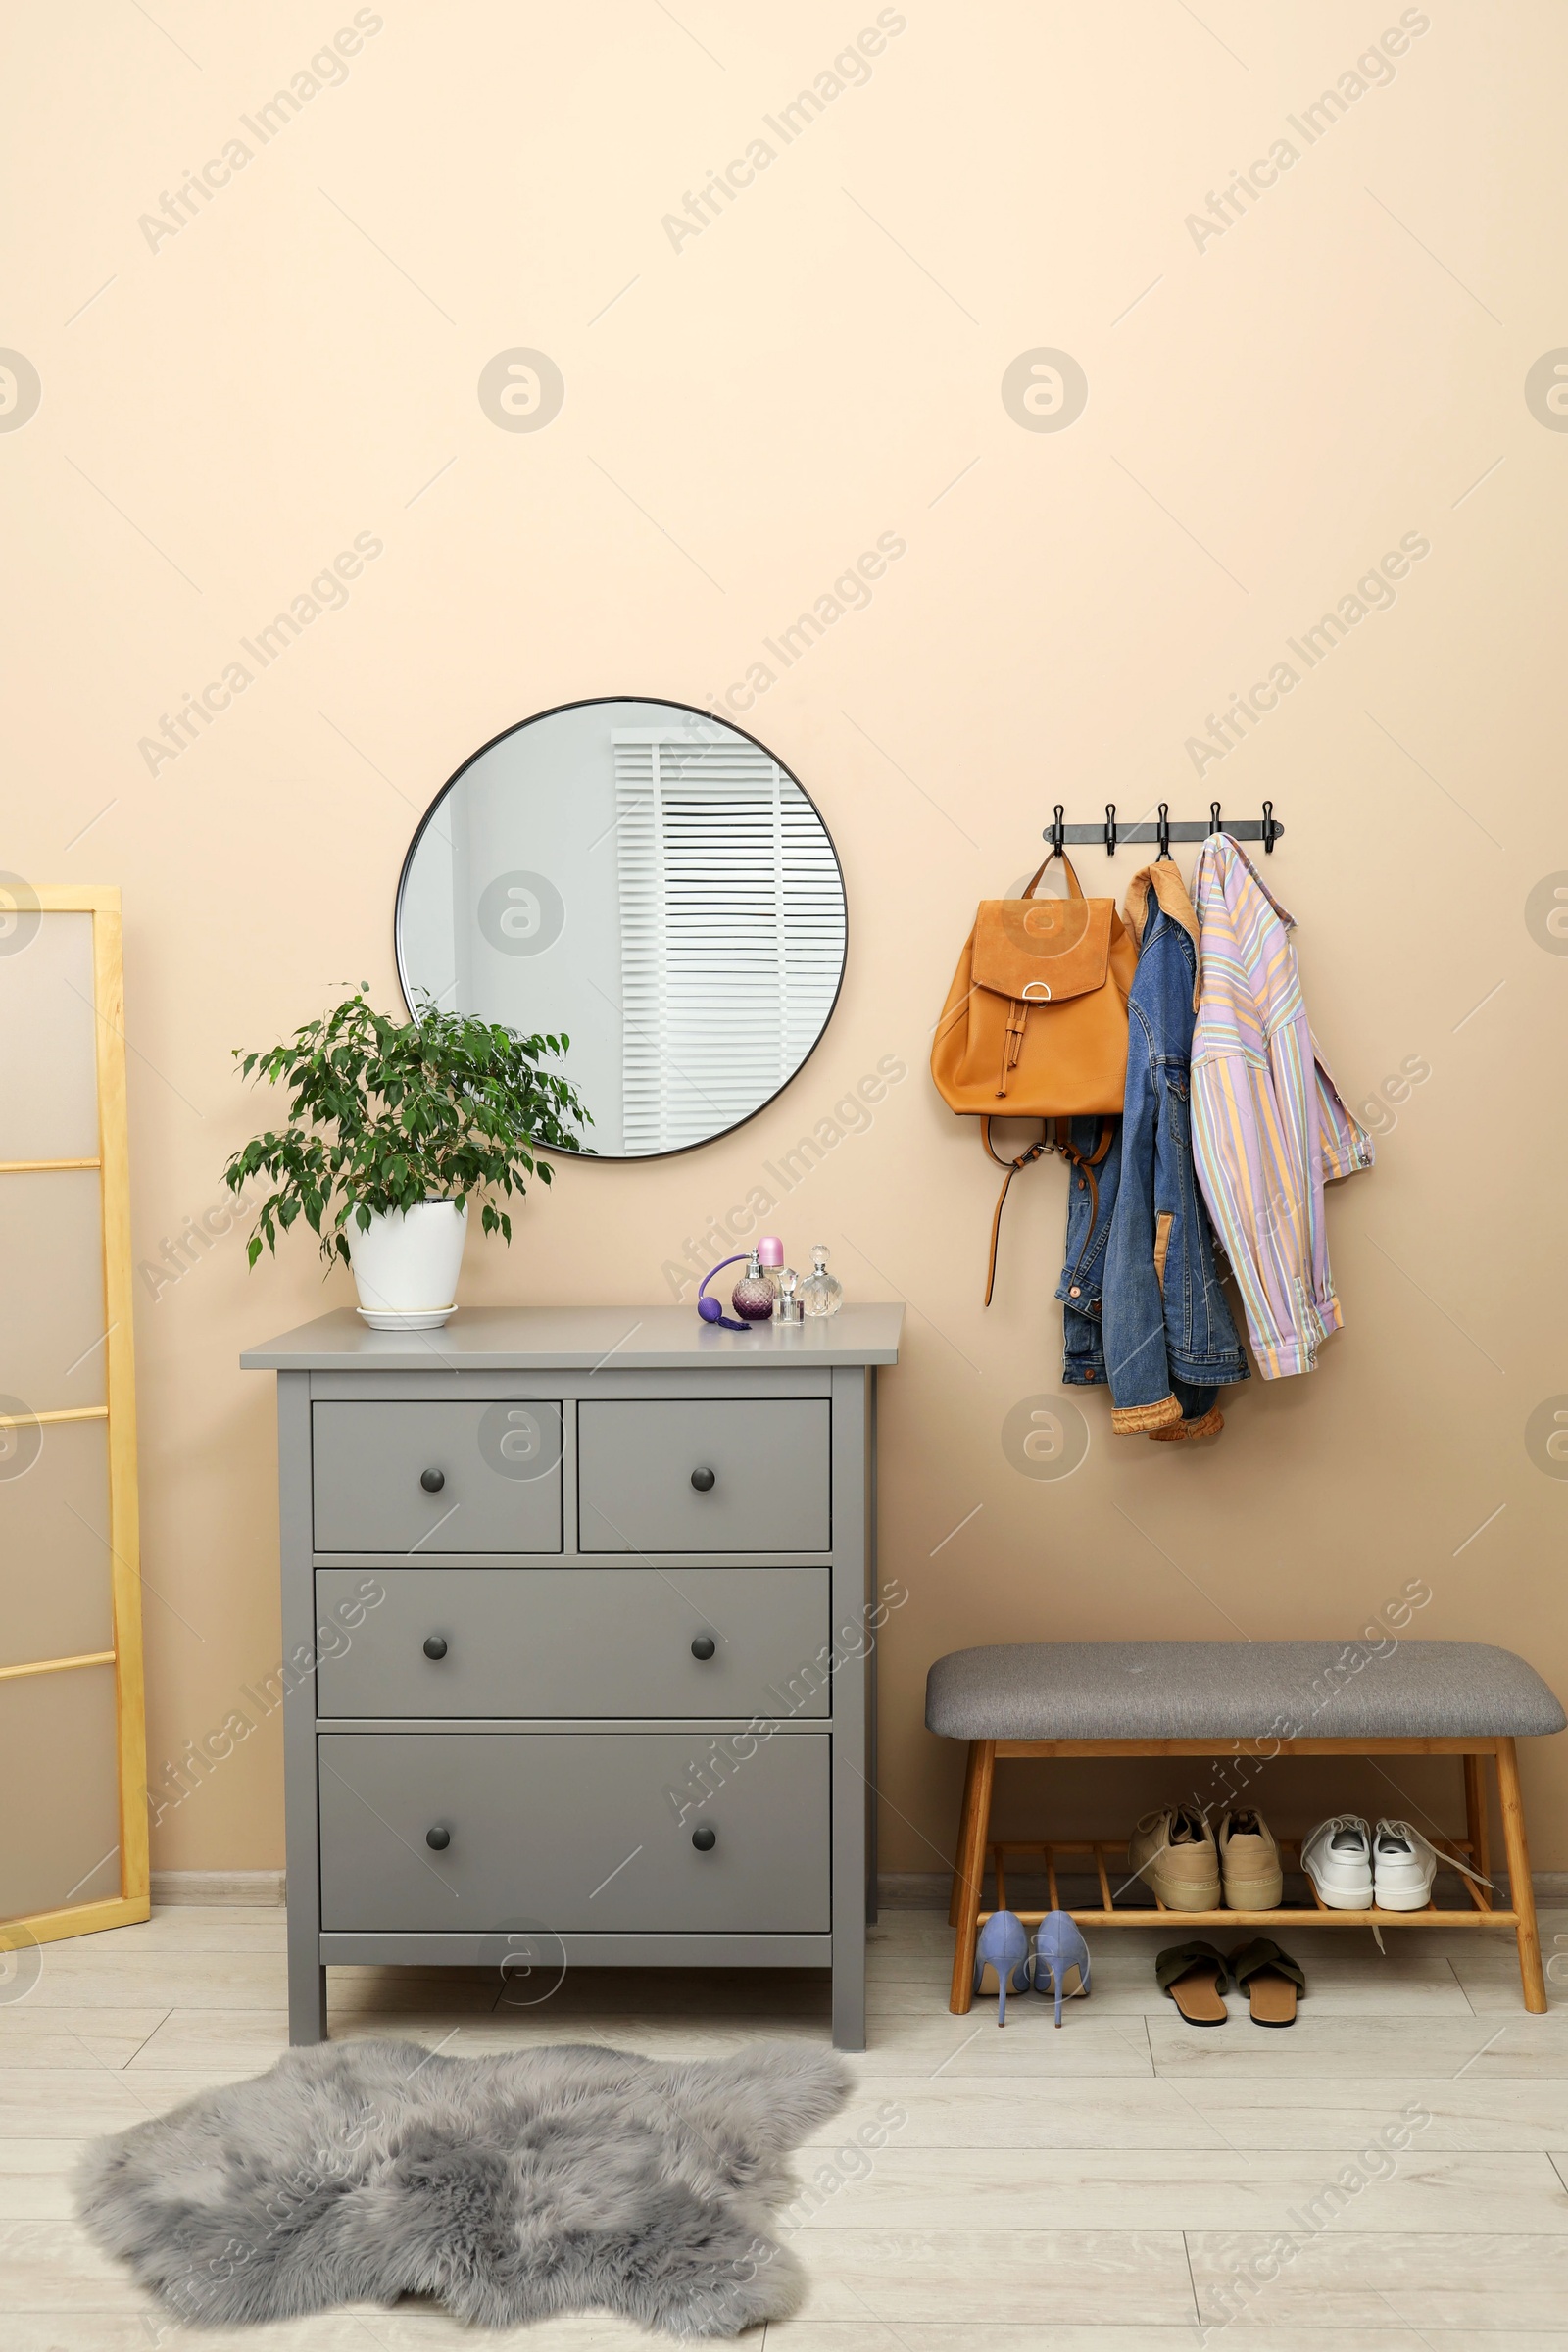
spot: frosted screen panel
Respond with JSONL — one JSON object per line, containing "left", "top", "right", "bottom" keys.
{"left": 0, "top": 1416, "right": 112, "bottom": 1668}
{"left": 0, "top": 911, "right": 99, "bottom": 1162}
{"left": 0, "top": 1169, "right": 107, "bottom": 1411}
{"left": 0, "top": 1663, "right": 120, "bottom": 1921}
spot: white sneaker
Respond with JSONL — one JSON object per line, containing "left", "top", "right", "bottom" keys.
{"left": 1371, "top": 1818, "right": 1439, "bottom": 1912}
{"left": 1302, "top": 1815, "right": 1374, "bottom": 1910}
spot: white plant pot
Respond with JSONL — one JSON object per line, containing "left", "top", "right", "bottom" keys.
{"left": 346, "top": 1201, "right": 467, "bottom": 1330}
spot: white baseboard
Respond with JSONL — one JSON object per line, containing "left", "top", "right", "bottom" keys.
{"left": 151, "top": 1870, "right": 285, "bottom": 1906}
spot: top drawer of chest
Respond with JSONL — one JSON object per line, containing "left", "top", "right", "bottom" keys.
{"left": 312, "top": 1401, "right": 563, "bottom": 1553}
{"left": 577, "top": 1398, "right": 830, "bottom": 1551}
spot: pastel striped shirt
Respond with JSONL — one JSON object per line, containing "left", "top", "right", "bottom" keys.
{"left": 1190, "top": 836, "right": 1373, "bottom": 1379}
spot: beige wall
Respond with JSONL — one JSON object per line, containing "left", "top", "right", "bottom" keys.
{"left": 6, "top": 2, "right": 1566, "bottom": 1877}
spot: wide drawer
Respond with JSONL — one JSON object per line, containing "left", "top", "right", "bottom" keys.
{"left": 317, "top": 1731, "right": 829, "bottom": 1932}
{"left": 577, "top": 1398, "right": 829, "bottom": 1552}
{"left": 312, "top": 1401, "right": 563, "bottom": 1553}
{"left": 314, "top": 1566, "right": 830, "bottom": 1718}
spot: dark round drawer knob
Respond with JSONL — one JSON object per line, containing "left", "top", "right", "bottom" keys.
{"left": 690, "top": 1635, "right": 716, "bottom": 1661}
{"left": 422, "top": 1636, "right": 448, "bottom": 1661}
{"left": 420, "top": 1468, "right": 446, "bottom": 1494}
{"left": 425, "top": 1825, "right": 451, "bottom": 1851}
{"left": 690, "top": 1467, "right": 716, "bottom": 1492}
{"left": 691, "top": 1826, "right": 716, "bottom": 1851}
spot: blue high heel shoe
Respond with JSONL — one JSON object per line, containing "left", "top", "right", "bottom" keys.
{"left": 971, "top": 1909, "right": 1031, "bottom": 2026}
{"left": 1029, "top": 1910, "right": 1092, "bottom": 2027}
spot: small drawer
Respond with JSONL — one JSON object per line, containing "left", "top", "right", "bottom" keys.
{"left": 577, "top": 1398, "right": 829, "bottom": 1552}
{"left": 314, "top": 1566, "right": 831, "bottom": 1719}
{"left": 318, "top": 1731, "right": 829, "bottom": 1932}
{"left": 312, "top": 1401, "right": 563, "bottom": 1554}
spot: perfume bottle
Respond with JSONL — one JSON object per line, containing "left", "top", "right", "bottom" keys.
{"left": 772, "top": 1266, "right": 803, "bottom": 1324}
{"left": 731, "top": 1248, "right": 777, "bottom": 1322}
{"left": 798, "top": 1245, "right": 843, "bottom": 1318}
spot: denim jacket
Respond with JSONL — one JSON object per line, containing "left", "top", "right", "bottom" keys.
{"left": 1056, "top": 863, "right": 1247, "bottom": 1436}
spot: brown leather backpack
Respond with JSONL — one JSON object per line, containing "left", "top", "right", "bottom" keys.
{"left": 931, "top": 851, "right": 1138, "bottom": 1300}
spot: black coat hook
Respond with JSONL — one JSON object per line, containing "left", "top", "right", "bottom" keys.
{"left": 1262, "top": 798, "right": 1276, "bottom": 854}
{"left": 1104, "top": 803, "right": 1117, "bottom": 857}
{"left": 1156, "top": 802, "right": 1172, "bottom": 860}
{"left": 1209, "top": 800, "right": 1222, "bottom": 837}
{"left": 1052, "top": 803, "right": 1065, "bottom": 855}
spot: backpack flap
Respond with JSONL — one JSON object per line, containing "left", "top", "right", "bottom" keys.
{"left": 969, "top": 896, "right": 1112, "bottom": 1004}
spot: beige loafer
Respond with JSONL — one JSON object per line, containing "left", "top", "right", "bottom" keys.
{"left": 1217, "top": 1808, "right": 1284, "bottom": 1910}
{"left": 1128, "top": 1804, "right": 1221, "bottom": 1911}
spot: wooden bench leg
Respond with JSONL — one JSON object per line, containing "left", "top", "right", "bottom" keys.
{"left": 1463, "top": 1751, "right": 1492, "bottom": 1888}
{"left": 948, "top": 1740, "right": 979, "bottom": 1926}
{"left": 948, "top": 1740, "right": 994, "bottom": 2015}
{"left": 1495, "top": 1737, "right": 1547, "bottom": 2015}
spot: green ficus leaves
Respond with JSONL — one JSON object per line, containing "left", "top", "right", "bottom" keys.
{"left": 222, "top": 993, "right": 591, "bottom": 1268}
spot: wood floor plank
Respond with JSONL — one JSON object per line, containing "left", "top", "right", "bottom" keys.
{"left": 802, "top": 2073, "right": 1568, "bottom": 2153}
{"left": 783, "top": 2145, "right": 1568, "bottom": 2233}
{"left": 0, "top": 2219, "right": 153, "bottom": 2313}
{"left": 0, "top": 2140, "right": 84, "bottom": 2219}
{"left": 1148, "top": 2010, "right": 1568, "bottom": 2077}
{"left": 1186, "top": 2226, "right": 1568, "bottom": 2330}
{"left": 776, "top": 2228, "right": 1197, "bottom": 2326}
{"left": 0, "top": 2012, "right": 169, "bottom": 2071}
{"left": 0, "top": 2068, "right": 266, "bottom": 2135}
{"left": 18, "top": 1952, "right": 294, "bottom": 2013}
{"left": 1155, "top": 2074, "right": 1568, "bottom": 2152}
{"left": 89, "top": 1906, "right": 288, "bottom": 1952}
{"left": 767, "top": 2329, "right": 1568, "bottom": 2351}
{"left": 22, "top": 1952, "right": 501, "bottom": 2014}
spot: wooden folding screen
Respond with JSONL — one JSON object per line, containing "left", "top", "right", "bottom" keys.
{"left": 0, "top": 882, "right": 148, "bottom": 1947}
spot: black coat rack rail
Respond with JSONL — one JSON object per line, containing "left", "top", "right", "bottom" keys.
{"left": 1045, "top": 801, "right": 1284, "bottom": 856}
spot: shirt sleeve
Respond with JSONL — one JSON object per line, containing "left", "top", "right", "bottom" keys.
{"left": 1312, "top": 1043, "right": 1376, "bottom": 1182}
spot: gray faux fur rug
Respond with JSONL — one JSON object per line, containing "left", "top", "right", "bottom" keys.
{"left": 75, "top": 2034, "right": 850, "bottom": 2336}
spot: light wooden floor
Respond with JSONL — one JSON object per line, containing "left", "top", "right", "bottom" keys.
{"left": 6, "top": 1901, "right": 1568, "bottom": 2348}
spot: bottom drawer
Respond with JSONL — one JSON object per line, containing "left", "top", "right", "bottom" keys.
{"left": 317, "top": 1731, "right": 829, "bottom": 1934}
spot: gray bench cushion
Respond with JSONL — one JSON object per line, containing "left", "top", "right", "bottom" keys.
{"left": 925, "top": 1641, "right": 1566, "bottom": 1742}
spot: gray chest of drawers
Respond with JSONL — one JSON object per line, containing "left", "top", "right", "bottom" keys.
{"left": 242, "top": 1302, "right": 903, "bottom": 2050}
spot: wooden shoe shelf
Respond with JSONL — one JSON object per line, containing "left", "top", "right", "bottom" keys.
{"left": 945, "top": 1736, "right": 1547, "bottom": 2013}
{"left": 966, "top": 1832, "right": 1501, "bottom": 1930}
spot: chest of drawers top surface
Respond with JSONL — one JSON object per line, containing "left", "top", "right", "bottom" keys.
{"left": 241, "top": 1301, "right": 904, "bottom": 1372}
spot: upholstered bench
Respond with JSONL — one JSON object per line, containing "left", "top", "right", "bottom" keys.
{"left": 926, "top": 1641, "right": 1566, "bottom": 2015}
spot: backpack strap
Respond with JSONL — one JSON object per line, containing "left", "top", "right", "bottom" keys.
{"left": 982, "top": 1118, "right": 1048, "bottom": 1306}
{"left": 981, "top": 1115, "right": 1115, "bottom": 1305}
{"left": 1021, "top": 850, "right": 1086, "bottom": 901}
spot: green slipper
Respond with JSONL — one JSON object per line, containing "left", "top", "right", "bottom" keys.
{"left": 1229, "top": 1936, "right": 1305, "bottom": 2027}
{"left": 1155, "top": 1939, "right": 1232, "bottom": 2026}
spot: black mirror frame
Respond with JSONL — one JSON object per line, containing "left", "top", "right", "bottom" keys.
{"left": 393, "top": 694, "right": 851, "bottom": 1164}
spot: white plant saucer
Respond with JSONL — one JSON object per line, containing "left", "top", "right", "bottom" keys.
{"left": 355, "top": 1305, "right": 457, "bottom": 1331}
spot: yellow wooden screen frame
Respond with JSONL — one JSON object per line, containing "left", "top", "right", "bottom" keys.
{"left": 1, "top": 885, "right": 148, "bottom": 1945}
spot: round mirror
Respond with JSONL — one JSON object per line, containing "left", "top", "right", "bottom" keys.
{"left": 395, "top": 698, "right": 848, "bottom": 1160}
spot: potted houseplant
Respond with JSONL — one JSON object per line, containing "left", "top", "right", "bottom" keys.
{"left": 222, "top": 992, "right": 590, "bottom": 1327}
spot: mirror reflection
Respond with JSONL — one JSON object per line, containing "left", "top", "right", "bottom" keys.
{"left": 396, "top": 699, "right": 848, "bottom": 1159}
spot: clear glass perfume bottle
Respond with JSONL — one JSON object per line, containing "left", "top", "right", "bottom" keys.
{"left": 798, "top": 1245, "right": 843, "bottom": 1318}
{"left": 731, "top": 1248, "right": 778, "bottom": 1322}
